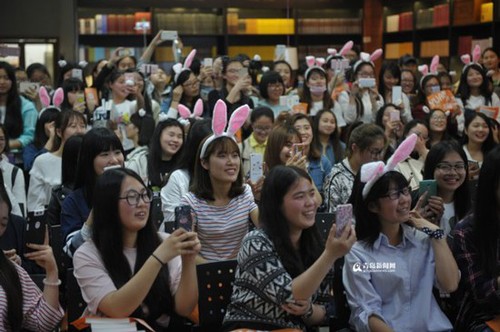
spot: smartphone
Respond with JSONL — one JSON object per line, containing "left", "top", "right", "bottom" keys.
{"left": 249, "top": 153, "right": 263, "bottom": 183}
{"left": 358, "top": 78, "right": 376, "bottom": 88}
{"left": 392, "top": 86, "right": 402, "bottom": 104}
{"left": 279, "top": 95, "right": 288, "bottom": 106}
{"left": 84, "top": 87, "right": 98, "bottom": 104}
{"left": 75, "top": 92, "right": 85, "bottom": 104}
{"left": 275, "top": 44, "right": 287, "bottom": 61}
{"left": 174, "top": 205, "right": 194, "bottom": 232}
{"left": 418, "top": 180, "right": 437, "bottom": 206}
{"left": 335, "top": 204, "right": 352, "bottom": 237}
{"left": 331, "top": 59, "right": 350, "bottom": 72}
{"left": 389, "top": 110, "right": 400, "bottom": 122}
{"left": 238, "top": 67, "right": 249, "bottom": 78}
{"left": 139, "top": 64, "right": 159, "bottom": 75}
{"left": 287, "top": 95, "right": 300, "bottom": 109}
{"left": 124, "top": 73, "right": 135, "bottom": 86}
{"left": 19, "top": 81, "right": 40, "bottom": 94}
{"left": 160, "top": 30, "right": 178, "bottom": 41}
{"left": 293, "top": 143, "right": 304, "bottom": 157}
{"left": 118, "top": 49, "right": 131, "bottom": 57}
{"left": 71, "top": 68, "right": 83, "bottom": 81}
{"left": 203, "top": 58, "right": 213, "bottom": 67}
{"left": 25, "top": 209, "right": 47, "bottom": 253}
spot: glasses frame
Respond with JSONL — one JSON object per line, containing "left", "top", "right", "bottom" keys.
{"left": 380, "top": 186, "right": 412, "bottom": 200}
{"left": 119, "top": 188, "right": 153, "bottom": 207}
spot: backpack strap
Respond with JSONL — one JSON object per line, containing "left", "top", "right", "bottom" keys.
{"left": 11, "top": 165, "right": 18, "bottom": 188}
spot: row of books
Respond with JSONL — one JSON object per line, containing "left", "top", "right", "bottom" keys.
{"left": 78, "top": 47, "right": 141, "bottom": 62}
{"left": 415, "top": 4, "right": 449, "bottom": 29}
{"left": 156, "top": 13, "right": 223, "bottom": 35}
{"left": 420, "top": 40, "right": 449, "bottom": 57}
{"left": 78, "top": 12, "right": 151, "bottom": 35}
{"left": 454, "top": 0, "right": 491, "bottom": 25}
{"left": 297, "top": 18, "right": 362, "bottom": 34}
{"left": 385, "top": 42, "right": 413, "bottom": 60}
{"left": 386, "top": 12, "right": 413, "bottom": 32}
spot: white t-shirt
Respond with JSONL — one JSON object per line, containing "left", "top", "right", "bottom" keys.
{"left": 28, "top": 153, "right": 61, "bottom": 211}
{"left": 111, "top": 99, "right": 137, "bottom": 151}
{"left": 161, "top": 169, "right": 190, "bottom": 224}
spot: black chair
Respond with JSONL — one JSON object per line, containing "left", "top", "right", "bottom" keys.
{"left": 66, "top": 268, "right": 86, "bottom": 330}
{"left": 195, "top": 260, "right": 238, "bottom": 331}
{"left": 330, "top": 257, "right": 352, "bottom": 331}
{"left": 315, "top": 212, "right": 335, "bottom": 242}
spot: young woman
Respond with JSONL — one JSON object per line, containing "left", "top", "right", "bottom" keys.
{"left": 60, "top": 78, "right": 89, "bottom": 115}
{"left": 128, "top": 69, "right": 161, "bottom": 123}
{"left": 324, "top": 123, "right": 386, "bottom": 212}
{"left": 427, "top": 108, "right": 455, "bottom": 148}
{"left": 73, "top": 168, "right": 200, "bottom": 330}
{"left": 28, "top": 111, "right": 87, "bottom": 212}
{"left": 272, "top": 60, "right": 295, "bottom": 95}
{"left": 291, "top": 113, "right": 332, "bottom": 193}
{"left": 148, "top": 67, "right": 171, "bottom": 113}
{"left": 257, "top": 71, "right": 288, "bottom": 117}
{"left": 61, "top": 128, "right": 124, "bottom": 255}
{"left": 169, "top": 69, "right": 208, "bottom": 119}
{"left": 94, "top": 48, "right": 137, "bottom": 96}
{"left": 125, "top": 111, "right": 156, "bottom": 183}
{"left": 401, "top": 69, "right": 417, "bottom": 100}
{"left": 462, "top": 112, "right": 496, "bottom": 180}
{"left": 147, "top": 118, "right": 184, "bottom": 189}
{"left": 482, "top": 47, "right": 500, "bottom": 96}
{"left": 264, "top": 124, "right": 307, "bottom": 172}
{"left": 422, "top": 140, "right": 471, "bottom": 237}
{"left": 0, "top": 61, "right": 38, "bottom": 152}
{"left": 375, "top": 103, "right": 404, "bottom": 159}
{"left": 451, "top": 145, "right": 500, "bottom": 331}
{"left": 0, "top": 184, "right": 64, "bottom": 331}
{"left": 312, "top": 109, "right": 345, "bottom": 165}
{"left": 222, "top": 165, "right": 356, "bottom": 331}
{"left": 438, "top": 71, "right": 454, "bottom": 92}
{"left": 378, "top": 61, "right": 413, "bottom": 121}
{"left": 344, "top": 164, "right": 459, "bottom": 331}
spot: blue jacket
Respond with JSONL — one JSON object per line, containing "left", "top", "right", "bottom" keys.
{"left": 308, "top": 155, "right": 332, "bottom": 194}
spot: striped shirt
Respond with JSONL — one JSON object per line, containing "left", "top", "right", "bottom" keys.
{"left": 180, "top": 184, "right": 257, "bottom": 261}
{"left": 0, "top": 262, "right": 64, "bottom": 331}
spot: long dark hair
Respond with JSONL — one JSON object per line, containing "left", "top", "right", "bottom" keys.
{"left": 290, "top": 113, "right": 321, "bottom": 160}
{"left": 472, "top": 146, "right": 500, "bottom": 276}
{"left": 312, "top": 110, "right": 344, "bottom": 164}
{"left": 61, "top": 134, "right": 83, "bottom": 188}
{"left": 75, "top": 128, "right": 124, "bottom": 206}
{"left": 351, "top": 62, "right": 375, "bottom": 119}
{"left": 260, "top": 165, "right": 323, "bottom": 277}
{"left": 129, "top": 112, "right": 156, "bottom": 147}
{"left": 0, "top": 178, "right": 23, "bottom": 331}
{"left": 264, "top": 125, "right": 301, "bottom": 170}
{"left": 463, "top": 112, "right": 496, "bottom": 155}
{"left": 0, "top": 62, "right": 23, "bottom": 139}
{"left": 33, "top": 108, "right": 60, "bottom": 150}
{"left": 147, "top": 119, "right": 184, "bottom": 187}
{"left": 378, "top": 61, "right": 401, "bottom": 97}
{"left": 423, "top": 140, "right": 471, "bottom": 221}
{"left": 301, "top": 68, "right": 332, "bottom": 114}
{"left": 259, "top": 71, "right": 284, "bottom": 100}
{"left": 52, "top": 110, "right": 87, "bottom": 151}
{"left": 457, "top": 63, "right": 492, "bottom": 107}
{"left": 91, "top": 168, "right": 173, "bottom": 323}
{"left": 352, "top": 170, "right": 409, "bottom": 247}
{"left": 60, "top": 78, "right": 86, "bottom": 112}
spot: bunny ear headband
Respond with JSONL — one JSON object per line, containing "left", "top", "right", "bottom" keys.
{"left": 173, "top": 49, "right": 197, "bottom": 84}
{"left": 461, "top": 44, "right": 482, "bottom": 71}
{"left": 38, "top": 87, "right": 64, "bottom": 118}
{"left": 326, "top": 40, "right": 354, "bottom": 62}
{"left": 177, "top": 98, "right": 204, "bottom": 126}
{"left": 199, "top": 99, "right": 250, "bottom": 159}
{"left": 58, "top": 60, "right": 88, "bottom": 69}
{"left": 352, "top": 48, "right": 383, "bottom": 73}
{"left": 304, "top": 56, "right": 326, "bottom": 80}
{"left": 418, "top": 55, "right": 440, "bottom": 89}
{"left": 360, "top": 133, "right": 417, "bottom": 199}
{"left": 422, "top": 106, "right": 450, "bottom": 117}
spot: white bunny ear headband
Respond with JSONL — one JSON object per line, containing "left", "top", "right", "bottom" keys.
{"left": 326, "top": 40, "right": 354, "bottom": 62}
{"left": 352, "top": 48, "right": 383, "bottom": 73}
{"left": 418, "top": 55, "right": 440, "bottom": 89}
{"left": 57, "top": 59, "right": 88, "bottom": 69}
{"left": 461, "top": 44, "right": 482, "bottom": 71}
{"left": 304, "top": 56, "right": 326, "bottom": 80}
{"left": 38, "top": 86, "right": 64, "bottom": 118}
{"left": 360, "top": 133, "right": 417, "bottom": 199}
{"left": 177, "top": 98, "right": 203, "bottom": 126}
{"left": 422, "top": 106, "right": 450, "bottom": 117}
{"left": 199, "top": 99, "right": 250, "bottom": 159}
{"left": 173, "top": 49, "right": 197, "bottom": 84}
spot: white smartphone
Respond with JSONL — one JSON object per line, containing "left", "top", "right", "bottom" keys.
{"left": 161, "top": 30, "right": 178, "bottom": 41}
{"left": 103, "top": 165, "right": 121, "bottom": 172}
{"left": 275, "top": 44, "right": 286, "bottom": 61}
{"left": 139, "top": 64, "right": 159, "bottom": 75}
{"left": 358, "top": 78, "right": 376, "bottom": 88}
{"left": 279, "top": 95, "right": 288, "bottom": 106}
{"left": 203, "top": 58, "right": 213, "bottom": 67}
{"left": 335, "top": 203, "right": 352, "bottom": 237}
{"left": 392, "top": 86, "right": 402, "bottom": 104}
{"left": 389, "top": 110, "right": 400, "bottom": 122}
{"left": 249, "top": 153, "right": 263, "bottom": 183}
{"left": 286, "top": 95, "right": 300, "bottom": 109}
{"left": 19, "top": 81, "right": 40, "bottom": 93}
{"left": 238, "top": 67, "right": 249, "bottom": 78}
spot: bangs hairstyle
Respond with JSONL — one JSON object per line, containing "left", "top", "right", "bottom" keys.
{"left": 311, "top": 110, "right": 344, "bottom": 164}
{"left": 259, "top": 71, "right": 284, "bottom": 99}
{"left": 75, "top": 127, "right": 125, "bottom": 206}
{"left": 61, "top": 78, "right": 85, "bottom": 111}
{"left": 458, "top": 63, "right": 492, "bottom": 106}
{"left": 191, "top": 136, "right": 244, "bottom": 201}
{"left": 52, "top": 110, "right": 87, "bottom": 151}
{"left": 378, "top": 61, "right": 401, "bottom": 97}
{"left": 33, "top": 108, "right": 60, "bottom": 150}
{"left": 463, "top": 111, "right": 496, "bottom": 154}
{"left": 346, "top": 123, "right": 386, "bottom": 157}
{"left": 0, "top": 124, "right": 9, "bottom": 155}
{"left": 352, "top": 171, "right": 409, "bottom": 247}
{"left": 264, "top": 125, "right": 301, "bottom": 171}
{"left": 0, "top": 61, "right": 22, "bottom": 139}
{"left": 91, "top": 168, "right": 173, "bottom": 321}
{"left": 260, "top": 165, "right": 323, "bottom": 278}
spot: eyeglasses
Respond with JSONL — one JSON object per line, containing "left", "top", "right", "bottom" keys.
{"left": 119, "top": 189, "right": 153, "bottom": 206}
{"left": 381, "top": 186, "right": 411, "bottom": 200}
{"left": 268, "top": 83, "right": 284, "bottom": 90}
{"left": 368, "top": 148, "right": 384, "bottom": 158}
{"left": 436, "top": 162, "right": 466, "bottom": 173}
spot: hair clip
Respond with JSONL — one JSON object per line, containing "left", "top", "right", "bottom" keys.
{"left": 352, "top": 48, "right": 383, "bottom": 73}
{"left": 173, "top": 49, "right": 196, "bottom": 84}
{"left": 38, "top": 87, "right": 64, "bottom": 118}
{"left": 158, "top": 113, "right": 169, "bottom": 123}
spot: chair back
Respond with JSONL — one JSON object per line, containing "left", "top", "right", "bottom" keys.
{"left": 315, "top": 212, "right": 335, "bottom": 242}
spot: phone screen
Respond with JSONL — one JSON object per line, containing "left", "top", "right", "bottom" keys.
{"left": 238, "top": 67, "right": 249, "bottom": 78}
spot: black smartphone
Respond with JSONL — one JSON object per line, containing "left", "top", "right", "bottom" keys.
{"left": 25, "top": 209, "right": 47, "bottom": 253}
{"left": 174, "top": 205, "right": 194, "bottom": 232}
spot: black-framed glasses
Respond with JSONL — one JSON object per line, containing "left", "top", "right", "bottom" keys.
{"left": 435, "top": 162, "right": 466, "bottom": 173}
{"left": 381, "top": 186, "right": 411, "bottom": 200}
{"left": 119, "top": 189, "right": 153, "bottom": 206}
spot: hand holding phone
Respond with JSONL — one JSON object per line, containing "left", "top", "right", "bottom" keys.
{"left": 175, "top": 205, "right": 195, "bottom": 232}
{"left": 249, "top": 153, "right": 263, "bottom": 183}
{"left": 389, "top": 110, "right": 400, "bottom": 122}
{"left": 391, "top": 86, "right": 402, "bottom": 104}
{"left": 358, "top": 78, "right": 376, "bottom": 89}
{"left": 293, "top": 143, "right": 305, "bottom": 157}
{"left": 418, "top": 180, "right": 437, "bottom": 207}
{"left": 335, "top": 204, "right": 352, "bottom": 237}
{"left": 25, "top": 209, "right": 47, "bottom": 254}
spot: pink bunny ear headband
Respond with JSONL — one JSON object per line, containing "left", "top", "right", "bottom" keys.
{"left": 418, "top": 55, "right": 440, "bottom": 89}
{"left": 352, "top": 48, "right": 383, "bottom": 73}
{"left": 304, "top": 56, "right": 326, "bottom": 80}
{"left": 38, "top": 86, "right": 64, "bottom": 118}
{"left": 177, "top": 98, "right": 203, "bottom": 126}
{"left": 461, "top": 44, "right": 482, "bottom": 71}
{"left": 360, "top": 133, "right": 417, "bottom": 199}
{"left": 199, "top": 99, "right": 250, "bottom": 159}
{"left": 326, "top": 40, "right": 354, "bottom": 62}
{"left": 173, "top": 49, "right": 196, "bottom": 84}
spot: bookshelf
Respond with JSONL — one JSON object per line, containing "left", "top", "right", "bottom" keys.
{"left": 76, "top": 0, "right": 364, "bottom": 65}
{"left": 382, "top": 0, "right": 498, "bottom": 72}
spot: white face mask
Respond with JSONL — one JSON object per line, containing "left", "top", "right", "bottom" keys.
{"left": 309, "top": 85, "right": 327, "bottom": 96}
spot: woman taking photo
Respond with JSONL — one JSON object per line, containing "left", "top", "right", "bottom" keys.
{"left": 427, "top": 108, "right": 455, "bottom": 148}
{"left": 223, "top": 165, "right": 356, "bottom": 331}
{"left": 311, "top": 109, "right": 345, "bottom": 166}
{"left": 73, "top": 168, "right": 200, "bottom": 330}
{"left": 378, "top": 61, "right": 412, "bottom": 121}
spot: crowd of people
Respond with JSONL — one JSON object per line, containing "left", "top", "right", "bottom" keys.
{"left": 0, "top": 29, "right": 499, "bottom": 331}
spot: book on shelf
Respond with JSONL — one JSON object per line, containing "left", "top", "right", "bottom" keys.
{"left": 420, "top": 40, "right": 449, "bottom": 57}
{"left": 433, "top": 4, "right": 449, "bottom": 27}
{"left": 232, "top": 18, "right": 294, "bottom": 34}
{"left": 471, "top": 37, "right": 493, "bottom": 53}
{"left": 454, "top": 0, "right": 484, "bottom": 25}
{"left": 480, "top": 2, "right": 493, "bottom": 22}
{"left": 416, "top": 8, "right": 434, "bottom": 29}
{"left": 385, "top": 42, "right": 413, "bottom": 59}
{"left": 157, "top": 12, "right": 222, "bottom": 35}
{"left": 297, "top": 18, "right": 361, "bottom": 34}
{"left": 386, "top": 14, "right": 399, "bottom": 33}
{"left": 399, "top": 11, "right": 413, "bottom": 31}
{"left": 458, "top": 35, "right": 473, "bottom": 56}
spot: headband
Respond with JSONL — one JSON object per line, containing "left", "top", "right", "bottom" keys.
{"left": 177, "top": 98, "right": 203, "bottom": 126}
{"left": 58, "top": 60, "right": 88, "bottom": 69}
{"left": 304, "top": 56, "right": 326, "bottom": 80}
{"left": 461, "top": 44, "right": 482, "bottom": 71}
{"left": 199, "top": 99, "right": 250, "bottom": 159}
{"left": 173, "top": 49, "right": 196, "bottom": 84}
{"left": 418, "top": 55, "right": 440, "bottom": 89}
{"left": 352, "top": 49, "right": 383, "bottom": 73}
{"left": 360, "top": 134, "right": 417, "bottom": 199}
{"left": 326, "top": 40, "right": 354, "bottom": 63}
{"left": 38, "top": 86, "right": 63, "bottom": 118}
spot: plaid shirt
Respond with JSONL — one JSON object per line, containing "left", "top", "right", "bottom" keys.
{"left": 451, "top": 215, "right": 500, "bottom": 328}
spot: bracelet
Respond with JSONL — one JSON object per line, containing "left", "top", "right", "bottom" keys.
{"left": 151, "top": 253, "right": 166, "bottom": 267}
{"left": 301, "top": 303, "right": 314, "bottom": 320}
{"left": 421, "top": 227, "right": 445, "bottom": 240}
{"left": 43, "top": 278, "right": 62, "bottom": 287}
